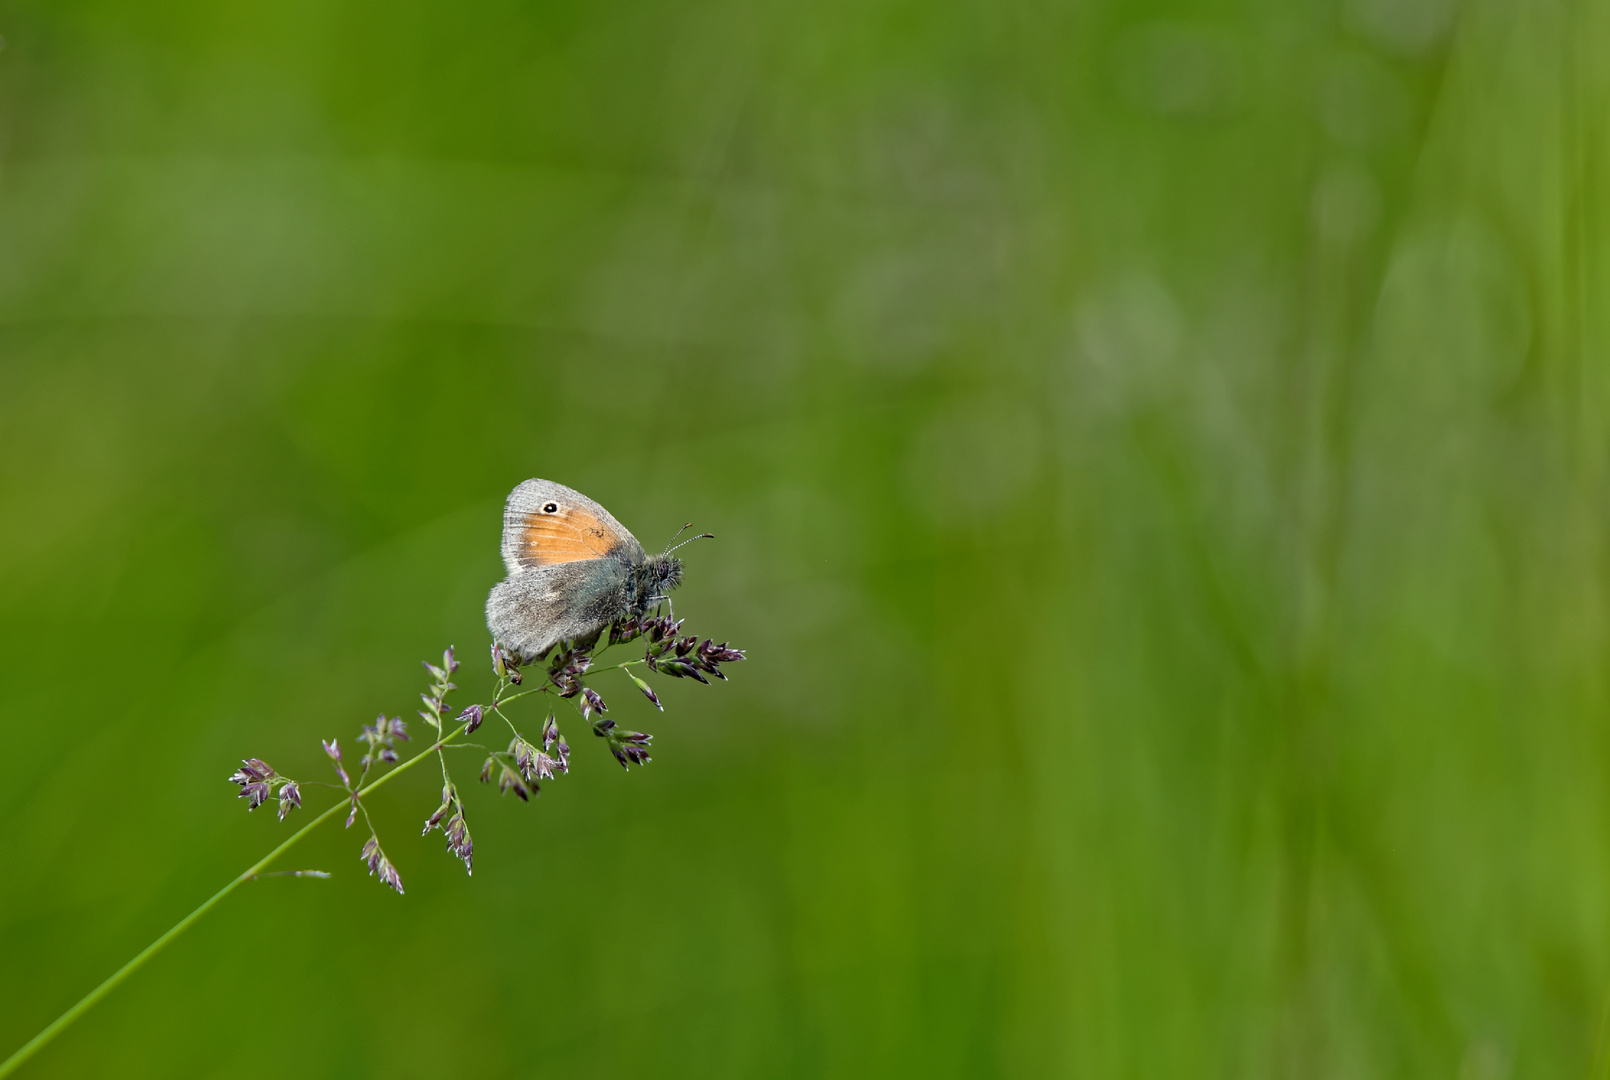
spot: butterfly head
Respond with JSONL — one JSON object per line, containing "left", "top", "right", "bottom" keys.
{"left": 627, "top": 525, "right": 713, "bottom": 613}
{"left": 627, "top": 551, "right": 683, "bottom": 616}
{"left": 647, "top": 552, "right": 683, "bottom": 593}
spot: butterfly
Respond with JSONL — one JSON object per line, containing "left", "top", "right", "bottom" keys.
{"left": 485, "top": 479, "right": 706, "bottom": 661}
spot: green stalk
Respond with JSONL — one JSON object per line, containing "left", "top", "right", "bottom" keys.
{"left": 0, "top": 722, "right": 469, "bottom": 1079}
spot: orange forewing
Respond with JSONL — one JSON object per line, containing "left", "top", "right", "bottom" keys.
{"left": 518, "top": 505, "right": 625, "bottom": 566}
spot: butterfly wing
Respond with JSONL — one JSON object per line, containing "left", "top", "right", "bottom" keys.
{"left": 487, "top": 560, "right": 629, "bottom": 660}
{"left": 489, "top": 479, "right": 648, "bottom": 660}
{"left": 500, "top": 478, "right": 645, "bottom": 575}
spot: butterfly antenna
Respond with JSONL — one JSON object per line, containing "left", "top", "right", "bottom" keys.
{"left": 664, "top": 529, "right": 715, "bottom": 555}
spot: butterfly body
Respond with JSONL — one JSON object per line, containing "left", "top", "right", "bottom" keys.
{"left": 486, "top": 479, "right": 683, "bottom": 660}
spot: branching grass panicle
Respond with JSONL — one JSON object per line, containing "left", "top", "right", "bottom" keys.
{"left": 0, "top": 616, "right": 743, "bottom": 1078}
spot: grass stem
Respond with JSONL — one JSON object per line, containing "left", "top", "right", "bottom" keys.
{"left": 0, "top": 721, "right": 469, "bottom": 1079}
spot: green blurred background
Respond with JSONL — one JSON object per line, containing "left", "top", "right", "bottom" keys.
{"left": 0, "top": 0, "right": 1605, "bottom": 1076}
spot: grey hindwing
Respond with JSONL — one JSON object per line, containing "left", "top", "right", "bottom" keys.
{"left": 486, "top": 559, "right": 629, "bottom": 661}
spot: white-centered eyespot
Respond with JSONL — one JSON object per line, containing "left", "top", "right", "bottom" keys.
{"left": 543, "top": 502, "right": 559, "bottom": 513}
